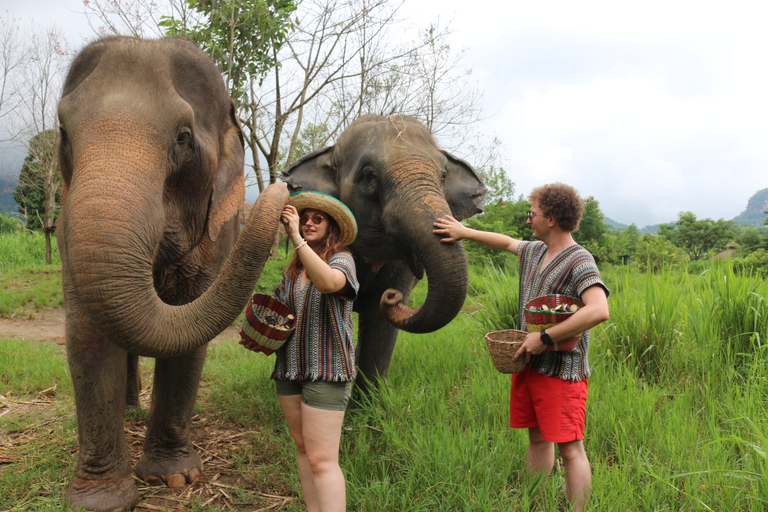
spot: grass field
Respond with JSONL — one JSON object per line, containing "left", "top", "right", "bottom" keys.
{"left": 1, "top": 231, "right": 767, "bottom": 511}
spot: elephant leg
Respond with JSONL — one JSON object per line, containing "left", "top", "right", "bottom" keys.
{"left": 355, "top": 262, "right": 416, "bottom": 394}
{"left": 64, "top": 306, "right": 140, "bottom": 512}
{"left": 135, "top": 345, "right": 207, "bottom": 488}
{"left": 125, "top": 354, "right": 141, "bottom": 409}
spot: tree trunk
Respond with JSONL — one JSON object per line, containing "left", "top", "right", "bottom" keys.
{"left": 45, "top": 229, "right": 52, "bottom": 265}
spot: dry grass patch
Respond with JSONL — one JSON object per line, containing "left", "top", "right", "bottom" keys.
{"left": 1, "top": 384, "right": 298, "bottom": 511}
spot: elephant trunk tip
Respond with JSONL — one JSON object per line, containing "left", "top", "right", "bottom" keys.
{"left": 379, "top": 288, "right": 432, "bottom": 333}
{"left": 380, "top": 289, "right": 403, "bottom": 308}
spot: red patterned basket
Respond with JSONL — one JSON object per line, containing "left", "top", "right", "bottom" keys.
{"left": 524, "top": 294, "right": 585, "bottom": 351}
{"left": 239, "top": 294, "right": 296, "bottom": 356}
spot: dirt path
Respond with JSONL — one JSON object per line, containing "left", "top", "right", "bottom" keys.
{"left": 0, "top": 308, "right": 242, "bottom": 344}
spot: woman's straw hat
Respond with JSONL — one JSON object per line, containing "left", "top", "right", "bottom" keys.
{"left": 287, "top": 191, "right": 358, "bottom": 246}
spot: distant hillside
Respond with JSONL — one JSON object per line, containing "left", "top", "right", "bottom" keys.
{"left": 604, "top": 217, "right": 659, "bottom": 234}
{"left": 0, "top": 176, "right": 18, "bottom": 216}
{"left": 605, "top": 189, "right": 768, "bottom": 232}
{"left": 603, "top": 217, "right": 626, "bottom": 231}
{"left": 733, "top": 188, "right": 768, "bottom": 226}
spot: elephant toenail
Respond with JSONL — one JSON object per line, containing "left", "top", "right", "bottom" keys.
{"left": 188, "top": 467, "right": 201, "bottom": 483}
{"left": 144, "top": 475, "right": 164, "bottom": 486}
{"left": 166, "top": 473, "right": 187, "bottom": 488}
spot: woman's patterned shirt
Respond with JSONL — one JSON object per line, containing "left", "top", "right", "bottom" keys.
{"left": 518, "top": 241, "right": 609, "bottom": 382}
{"left": 271, "top": 251, "right": 359, "bottom": 382}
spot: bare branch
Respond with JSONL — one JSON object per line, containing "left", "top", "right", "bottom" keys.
{"left": 81, "top": 0, "right": 177, "bottom": 38}
{"left": 0, "top": 14, "right": 25, "bottom": 143}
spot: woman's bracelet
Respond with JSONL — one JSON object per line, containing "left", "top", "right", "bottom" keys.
{"left": 294, "top": 239, "right": 308, "bottom": 251}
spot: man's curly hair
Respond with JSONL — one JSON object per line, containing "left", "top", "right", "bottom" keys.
{"left": 529, "top": 183, "right": 584, "bottom": 233}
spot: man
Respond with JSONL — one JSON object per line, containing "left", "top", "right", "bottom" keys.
{"left": 433, "top": 182, "right": 609, "bottom": 512}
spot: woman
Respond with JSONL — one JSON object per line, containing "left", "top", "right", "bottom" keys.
{"left": 244, "top": 191, "right": 358, "bottom": 512}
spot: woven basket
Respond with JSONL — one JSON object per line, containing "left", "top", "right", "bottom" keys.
{"left": 524, "top": 294, "right": 585, "bottom": 351}
{"left": 239, "top": 294, "right": 296, "bottom": 356}
{"left": 485, "top": 329, "right": 528, "bottom": 374}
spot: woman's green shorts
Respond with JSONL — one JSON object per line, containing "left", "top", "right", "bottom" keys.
{"left": 275, "top": 379, "right": 354, "bottom": 412}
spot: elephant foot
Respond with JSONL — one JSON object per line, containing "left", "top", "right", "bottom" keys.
{"left": 124, "top": 391, "right": 140, "bottom": 410}
{"left": 65, "top": 475, "right": 140, "bottom": 512}
{"left": 135, "top": 450, "right": 203, "bottom": 488}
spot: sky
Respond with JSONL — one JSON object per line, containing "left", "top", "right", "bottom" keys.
{"left": 4, "top": 0, "right": 768, "bottom": 227}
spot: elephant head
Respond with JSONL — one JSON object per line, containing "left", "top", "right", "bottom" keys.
{"left": 56, "top": 37, "right": 288, "bottom": 358}
{"left": 283, "top": 114, "right": 485, "bottom": 333}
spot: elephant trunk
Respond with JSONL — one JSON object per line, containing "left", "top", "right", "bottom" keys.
{"left": 379, "top": 173, "right": 469, "bottom": 333}
{"left": 61, "top": 154, "right": 288, "bottom": 358}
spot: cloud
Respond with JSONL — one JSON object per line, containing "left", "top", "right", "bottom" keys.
{"left": 481, "top": 65, "right": 765, "bottom": 226}
{"left": 402, "top": 0, "right": 768, "bottom": 226}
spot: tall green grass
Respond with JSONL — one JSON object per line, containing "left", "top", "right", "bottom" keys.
{"left": 690, "top": 261, "right": 768, "bottom": 369}
{"left": 470, "top": 264, "right": 520, "bottom": 333}
{"left": 0, "top": 266, "right": 63, "bottom": 317}
{"left": 602, "top": 266, "right": 688, "bottom": 379}
{"left": 0, "top": 231, "right": 60, "bottom": 271}
{"left": 0, "top": 232, "right": 64, "bottom": 317}
{"left": 2, "top": 256, "right": 768, "bottom": 510}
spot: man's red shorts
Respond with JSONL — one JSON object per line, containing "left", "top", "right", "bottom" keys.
{"left": 509, "top": 367, "right": 588, "bottom": 443}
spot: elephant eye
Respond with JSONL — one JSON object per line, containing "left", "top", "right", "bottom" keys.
{"left": 176, "top": 129, "right": 192, "bottom": 147}
{"left": 59, "top": 125, "right": 69, "bottom": 146}
{"left": 441, "top": 170, "right": 447, "bottom": 183}
{"left": 358, "top": 167, "right": 378, "bottom": 195}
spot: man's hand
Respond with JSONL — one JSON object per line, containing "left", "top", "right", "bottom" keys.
{"left": 433, "top": 215, "right": 467, "bottom": 243}
{"left": 513, "top": 332, "right": 548, "bottom": 363}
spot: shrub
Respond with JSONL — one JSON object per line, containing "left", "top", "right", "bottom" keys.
{"left": 0, "top": 213, "right": 20, "bottom": 234}
{"left": 635, "top": 234, "right": 688, "bottom": 273}
{"left": 733, "top": 248, "right": 768, "bottom": 278}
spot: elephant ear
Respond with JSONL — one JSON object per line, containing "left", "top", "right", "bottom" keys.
{"left": 442, "top": 150, "right": 486, "bottom": 221}
{"left": 282, "top": 146, "right": 339, "bottom": 196}
{"left": 208, "top": 101, "right": 246, "bottom": 242}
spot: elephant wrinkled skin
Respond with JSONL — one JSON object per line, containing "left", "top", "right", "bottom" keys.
{"left": 283, "top": 114, "right": 485, "bottom": 391}
{"left": 56, "top": 37, "right": 288, "bottom": 511}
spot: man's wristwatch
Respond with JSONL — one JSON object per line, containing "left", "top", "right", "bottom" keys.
{"left": 540, "top": 330, "right": 554, "bottom": 346}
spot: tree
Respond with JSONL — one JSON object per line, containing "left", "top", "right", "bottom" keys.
{"left": 12, "top": 130, "right": 61, "bottom": 248}
{"left": 247, "top": 0, "right": 412, "bottom": 189}
{"left": 242, "top": 0, "right": 484, "bottom": 190}
{"left": 734, "top": 225, "right": 768, "bottom": 254}
{"left": 657, "top": 211, "right": 738, "bottom": 261}
{"left": 569, "top": 196, "right": 608, "bottom": 264}
{"left": 7, "top": 27, "right": 68, "bottom": 264}
{"left": 290, "top": 122, "right": 331, "bottom": 160}
{"left": 463, "top": 198, "right": 532, "bottom": 268}
{"left": 614, "top": 224, "right": 640, "bottom": 264}
{"left": 574, "top": 196, "right": 607, "bottom": 245}
{"left": 468, "top": 136, "right": 514, "bottom": 205}
{"left": 160, "top": 0, "right": 297, "bottom": 108}
{"left": 82, "top": 0, "right": 174, "bottom": 38}
{"left": 0, "top": 15, "right": 25, "bottom": 140}
{"left": 353, "top": 20, "right": 484, "bottom": 149}
{"left": 82, "top": 0, "right": 486, "bottom": 195}
{"left": 635, "top": 234, "right": 688, "bottom": 274}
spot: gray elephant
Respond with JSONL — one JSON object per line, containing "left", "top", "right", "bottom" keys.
{"left": 283, "top": 114, "right": 485, "bottom": 391}
{"left": 56, "top": 37, "right": 289, "bottom": 511}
